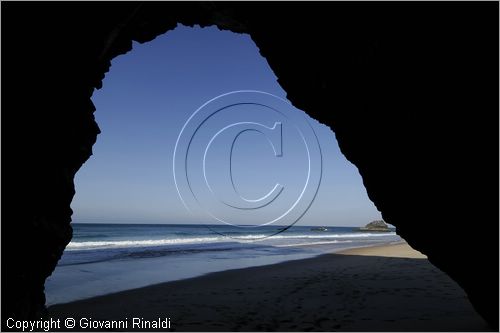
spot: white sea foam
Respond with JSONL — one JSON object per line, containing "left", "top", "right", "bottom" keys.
{"left": 237, "top": 233, "right": 396, "bottom": 239}
{"left": 66, "top": 232, "right": 396, "bottom": 250}
{"left": 274, "top": 240, "right": 353, "bottom": 247}
{"left": 66, "top": 237, "right": 224, "bottom": 250}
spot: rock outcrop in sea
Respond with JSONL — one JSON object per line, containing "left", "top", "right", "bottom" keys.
{"left": 359, "top": 220, "right": 391, "bottom": 232}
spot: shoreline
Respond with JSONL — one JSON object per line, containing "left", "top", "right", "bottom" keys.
{"left": 48, "top": 242, "right": 491, "bottom": 331}
{"left": 47, "top": 241, "right": 415, "bottom": 308}
{"left": 45, "top": 237, "right": 400, "bottom": 306}
{"left": 46, "top": 240, "right": 406, "bottom": 307}
{"left": 335, "top": 240, "right": 426, "bottom": 258}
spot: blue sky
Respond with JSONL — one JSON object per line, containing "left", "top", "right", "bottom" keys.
{"left": 71, "top": 24, "right": 382, "bottom": 227}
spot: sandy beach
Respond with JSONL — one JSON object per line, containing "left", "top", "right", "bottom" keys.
{"left": 48, "top": 242, "right": 491, "bottom": 331}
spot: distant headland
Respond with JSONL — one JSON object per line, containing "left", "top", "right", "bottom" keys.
{"left": 358, "top": 220, "right": 392, "bottom": 232}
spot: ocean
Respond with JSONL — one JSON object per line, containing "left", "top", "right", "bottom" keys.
{"left": 45, "top": 223, "right": 400, "bottom": 305}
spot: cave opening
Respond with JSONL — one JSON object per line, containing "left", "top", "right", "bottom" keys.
{"left": 44, "top": 24, "right": 393, "bottom": 306}
{"left": 2, "top": 3, "right": 497, "bottom": 329}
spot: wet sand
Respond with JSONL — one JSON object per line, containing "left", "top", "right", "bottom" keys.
{"left": 49, "top": 242, "right": 491, "bottom": 331}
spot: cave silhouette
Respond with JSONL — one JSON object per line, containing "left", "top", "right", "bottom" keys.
{"left": 2, "top": 2, "right": 498, "bottom": 330}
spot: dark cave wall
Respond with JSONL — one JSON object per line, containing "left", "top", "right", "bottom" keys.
{"left": 2, "top": 2, "right": 498, "bottom": 329}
